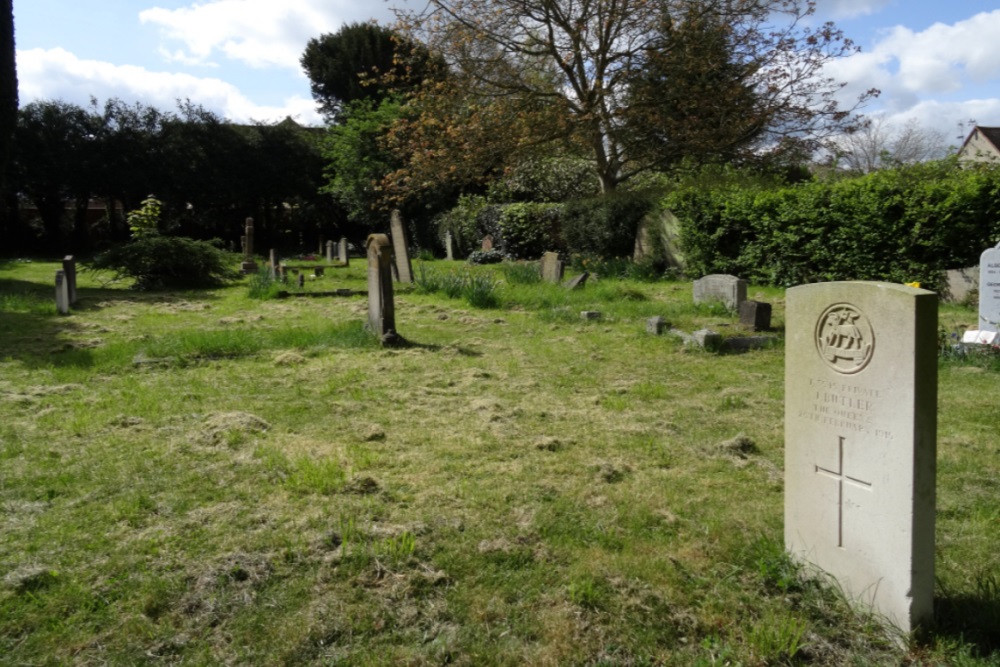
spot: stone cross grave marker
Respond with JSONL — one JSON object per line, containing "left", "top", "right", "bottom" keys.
{"left": 241, "top": 217, "right": 258, "bottom": 274}
{"left": 55, "top": 270, "right": 69, "bottom": 314}
{"left": 389, "top": 209, "right": 414, "bottom": 284}
{"left": 979, "top": 242, "right": 1000, "bottom": 332}
{"left": 62, "top": 255, "right": 78, "bottom": 305}
{"left": 366, "top": 234, "right": 397, "bottom": 342}
{"left": 693, "top": 274, "right": 747, "bottom": 311}
{"left": 785, "top": 281, "right": 937, "bottom": 634}
{"left": 339, "top": 237, "right": 349, "bottom": 266}
{"left": 541, "top": 252, "right": 563, "bottom": 284}
{"left": 445, "top": 231, "right": 454, "bottom": 261}
{"left": 326, "top": 240, "right": 334, "bottom": 263}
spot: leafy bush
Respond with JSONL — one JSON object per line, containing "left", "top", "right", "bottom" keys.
{"left": 487, "top": 156, "right": 599, "bottom": 203}
{"left": 562, "top": 191, "right": 655, "bottom": 258}
{"left": 89, "top": 235, "right": 239, "bottom": 290}
{"left": 467, "top": 249, "right": 509, "bottom": 264}
{"left": 667, "top": 159, "right": 1000, "bottom": 289}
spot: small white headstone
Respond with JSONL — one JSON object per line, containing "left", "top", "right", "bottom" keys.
{"left": 785, "top": 281, "right": 937, "bottom": 634}
{"left": 962, "top": 330, "right": 998, "bottom": 345}
{"left": 979, "top": 243, "right": 1000, "bottom": 332}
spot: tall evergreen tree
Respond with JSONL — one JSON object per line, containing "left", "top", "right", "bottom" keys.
{"left": 1, "top": 0, "right": 18, "bottom": 248}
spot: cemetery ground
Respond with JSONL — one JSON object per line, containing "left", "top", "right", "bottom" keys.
{"left": 1, "top": 257, "right": 998, "bottom": 666}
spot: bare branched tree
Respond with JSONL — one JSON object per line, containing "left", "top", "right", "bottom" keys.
{"left": 831, "top": 115, "right": 949, "bottom": 173}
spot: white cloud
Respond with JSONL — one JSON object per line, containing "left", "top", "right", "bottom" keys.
{"left": 813, "top": 0, "right": 895, "bottom": 20}
{"left": 17, "top": 47, "right": 323, "bottom": 125}
{"left": 824, "top": 10, "right": 1000, "bottom": 133}
{"left": 139, "top": 0, "right": 396, "bottom": 70}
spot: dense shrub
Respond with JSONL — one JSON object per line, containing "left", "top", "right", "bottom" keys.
{"left": 466, "top": 249, "right": 509, "bottom": 264}
{"left": 89, "top": 235, "right": 239, "bottom": 290}
{"left": 562, "top": 191, "right": 655, "bottom": 258}
{"left": 667, "top": 160, "right": 1000, "bottom": 289}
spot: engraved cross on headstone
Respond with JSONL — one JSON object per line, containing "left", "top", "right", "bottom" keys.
{"left": 814, "top": 436, "right": 873, "bottom": 548}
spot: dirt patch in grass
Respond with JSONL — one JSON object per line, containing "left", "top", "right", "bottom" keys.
{"left": 199, "top": 412, "right": 271, "bottom": 446}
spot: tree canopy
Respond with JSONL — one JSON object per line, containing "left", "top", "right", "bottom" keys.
{"left": 388, "top": 0, "right": 876, "bottom": 195}
{"left": 301, "top": 22, "right": 442, "bottom": 121}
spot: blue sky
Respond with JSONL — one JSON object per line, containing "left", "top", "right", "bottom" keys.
{"left": 13, "top": 0, "right": 1000, "bottom": 147}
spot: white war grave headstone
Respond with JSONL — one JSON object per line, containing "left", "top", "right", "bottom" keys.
{"left": 978, "top": 241, "right": 1000, "bottom": 333}
{"left": 389, "top": 209, "right": 414, "bottom": 284}
{"left": 366, "top": 234, "right": 397, "bottom": 344}
{"left": 785, "top": 281, "right": 937, "bottom": 635}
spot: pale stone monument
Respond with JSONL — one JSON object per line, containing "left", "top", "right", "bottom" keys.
{"left": 269, "top": 249, "right": 277, "bottom": 280}
{"left": 241, "top": 217, "right": 258, "bottom": 274}
{"left": 979, "top": 242, "right": 1000, "bottom": 332}
{"left": 326, "top": 240, "right": 334, "bottom": 263}
{"left": 61, "top": 255, "right": 78, "bottom": 304}
{"left": 944, "top": 266, "right": 979, "bottom": 303}
{"left": 366, "top": 234, "right": 397, "bottom": 343}
{"left": 389, "top": 210, "right": 414, "bottom": 284}
{"left": 338, "top": 237, "right": 349, "bottom": 266}
{"left": 693, "top": 274, "right": 747, "bottom": 311}
{"left": 481, "top": 235, "right": 494, "bottom": 251}
{"left": 541, "top": 252, "right": 563, "bottom": 283}
{"left": 445, "top": 231, "right": 454, "bottom": 261}
{"left": 55, "top": 270, "right": 69, "bottom": 314}
{"left": 785, "top": 281, "right": 937, "bottom": 634}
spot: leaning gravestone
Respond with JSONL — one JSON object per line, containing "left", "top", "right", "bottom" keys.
{"left": 338, "top": 237, "right": 349, "bottom": 266}
{"left": 785, "top": 281, "right": 936, "bottom": 634}
{"left": 979, "top": 242, "right": 1000, "bottom": 332}
{"left": 241, "top": 217, "right": 258, "bottom": 274}
{"left": 389, "top": 210, "right": 414, "bottom": 284}
{"left": 693, "top": 274, "right": 747, "bottom": 311}
{"left": 55, "top": 270, "right": 69, "bottom": 314}
{"left": 541, "top": 252, "right": 564, "bottom": 284}
{"left": 366, "top": 234, "right": 397, "bottom": 343}
{"left": 62, "top": 255, "right": 78, "bottom": 305}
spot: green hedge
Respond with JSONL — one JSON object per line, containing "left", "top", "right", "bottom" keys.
{"left": 562, "top": 191, "right": 655, "bottom": 258}
{"left": 666, "top": 160, "right": 1000, "bottom": 289}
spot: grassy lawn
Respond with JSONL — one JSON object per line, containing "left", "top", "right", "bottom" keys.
{"left": 0, "top": 258, "right": 997, "bottom": 666}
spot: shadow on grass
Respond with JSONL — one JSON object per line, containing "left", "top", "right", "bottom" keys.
{"left": 387, "top": 336, "right": 482, "bottom": 357}
{"left": 0, "top": 277, "right": 221, "bottom": 368}
{"left": 933, "top": 578, "right": 1000, "bottom": 658}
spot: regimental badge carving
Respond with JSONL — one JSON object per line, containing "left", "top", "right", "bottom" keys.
{"left": 815, "top": 303, "right": 874, "bottom": 374}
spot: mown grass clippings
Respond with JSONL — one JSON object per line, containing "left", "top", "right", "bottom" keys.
{"left": 0, "top": 259, "right": 996, "bottom": 665}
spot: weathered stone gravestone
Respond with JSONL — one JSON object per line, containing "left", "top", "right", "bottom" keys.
{"left": 944, "top": 266, "right": 978, "bottom": 303}
{"left": 445, "top": 231, "right": 454, "bottom": 261}
{"left": 541, "top": 252, "right": 564, "bottom": 284}
{"left": 241, "top": 217, "right": 258, "bottom": 274}
{"left": 269, "top": 249, "right": 277, "bottom": 280}
{"left": 739, "top": 300, "right": 771, "bottom": 331}
{"left": 366, "top": 234, "right": 397, "bottom": 343}
{"left": 62, "top": 255, "right": 78, "bottom": 305}
{"left": 693, "top": 274, "right": 747, "bottom": 311}
{"left": 326, "top": 240, "right": 334, "bottom": 263}
{"left": 338, "top": 237, "right": 349, "bottom": 266}
{"left": 481, "top": 235, "right": 494, "bottom": 251}
{"left": 979, "top": 242, "right": 1000, "bottom": 332}
{"left": 564, "top": 272, "right": 589, "bottom": 290}
{"left": 646, "top": 316, "right": 667, "bottom": 335}
{"left": 55, "top": 270, "right": 69, "bottom": 314}
{"left": 389, "top": 209, "right": 414, "bottom": 284}
{"left": 785, "top": 282, "right": 937, "bottom": 634}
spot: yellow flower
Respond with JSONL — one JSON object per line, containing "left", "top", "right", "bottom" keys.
{"left": 904, "top": 281, "right": 921, "bottom": 289}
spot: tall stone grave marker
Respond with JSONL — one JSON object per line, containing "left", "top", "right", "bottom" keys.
{"left": 979, "top": 242, "right": 1000, "bottom": 332}
{"left": 62, "top": 255, "right": 78, "bottom": 304}
{"left": 693, "top": 274, "right": 747, "bottom": 311}
{"left": 326, "top": 239, "right": 334, "bottom": 263}
{"left": 241, "top": 217, "right": 258, "bottom": 274}
{"left": 55, "top": 270, "right": 69, "bottom": 314}
{"left": 269, "top": 249, "right": 277, "bottom": 280}
{"left": 366, "top": 234, "right": 397, "bottom": 342}
{"left": 541, "top": 252, "right": 564, "bottom": 283}
{"left": 338, "top": 237, "right": 349, "bottom": 265}
{"left": 785, "top": 282, "right": 937, "bottom": 634}
{"left": 389, "top": 209, "right": 414, "bottom": 284}
{"left": 445, "top": 231, "right": 454, "bottom": 261}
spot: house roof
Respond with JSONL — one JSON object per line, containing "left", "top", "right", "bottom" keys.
{"left": 959, "top": 125, "right": 1000, "bottom": 155}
